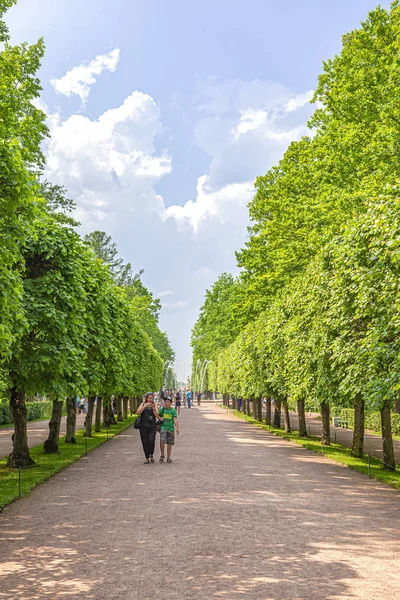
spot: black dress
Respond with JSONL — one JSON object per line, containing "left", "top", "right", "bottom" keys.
{"left": 139, "top": 406, "right": 157, "bottom": 459}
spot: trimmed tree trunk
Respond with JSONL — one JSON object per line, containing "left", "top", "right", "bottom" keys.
{"left": 232, "top": 396, "right": 236, "bottom": 410}
{"left": 265, "top": 397, "right": 272, "bottom": 425}
{"left": 394, "top": 400, "right": 400, "bottom": 415}
{"left": 283, "top": 397, "right": 291, "bottom": 433}
{"left": 43, "top": 399, "right": 63, "bottom": 454}
{"left": 103, "top": 399, "right": 116, "bottom": 428}
{"left": 95, "top": 397, "right": 102, "bottom": 432}
{"left": 273, "top": 397, "right": 282, "bottom": 428}
{"left": 84, "top": 396, "right": 95, "bottom": 437}
{"left": 297, "top": 398, "right": 307, "bottom": 437}
{"left": 252, "top": 398, "right": 257, "bottom": 419}
{"left": 65, "top": 397, "right": 77, "bottom": 444}
{"left": 117, "top": 397, "right": 123, "bottom": 422}
{"left": 352, "top": 393, "right": 364, "bottom": 458}
{"left": 381, "top": 400, "right": 395, "bottom": 471}
{"left": 257, "top": 397, "right": 262, "bottom": 422}
{"left": 129, "top": 397, "right": 134, "bottom": 416}
{"left": 7, "top": 387, "right": 36, "bottom": 468}
{"left": 123, "top": 397, "right": 128, "bottom": 420}
{"left": 246, "top": 398, "right": 251, "bottom": 417}
{"left": 320, "top": 401, "right": 331, "bottom": 446}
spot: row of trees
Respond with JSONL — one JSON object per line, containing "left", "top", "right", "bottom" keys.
{"left": 192, "top": 3, "right": 400, "bottom": 470}
{"left": 0, "top": 0, "right": 173, "bottom": 467}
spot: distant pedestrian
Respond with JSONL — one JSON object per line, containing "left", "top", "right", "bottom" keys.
{"left": 175, "top": 390, "right": 182, "bottom": 416}
{"left": 196, "top": 391, "right": 201, "bottom": 407}
{"left": 159, "top": 397, "right": 179, "bottom": 463}
{"left": 186, "top": 389, "right": 192, "bottom": 408}
{"left": 136, "top": 392, "right": 159, "bottom": 463}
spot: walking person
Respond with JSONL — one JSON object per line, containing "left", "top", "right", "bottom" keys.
{"left": 159, "top": 397, "right": 179, "bottom": 463}
{"left": 186, "top": 389, "right": 192, "bottom": 408}
{"left": 175, "top": 390, "right": 182, "bottom": 416}
{"left": 196, "top": 391, "right": 201, "bottom": 407}
{"left": 136, "top": 392, "right": 158, "bottom": 464}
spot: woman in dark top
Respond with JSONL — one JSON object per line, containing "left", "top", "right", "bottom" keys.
{"left": 136, "top": 393, "right": 158, "bottom": 463}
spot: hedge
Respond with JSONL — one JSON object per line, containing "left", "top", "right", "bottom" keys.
{"left": 0, "top": 400, "right": 58, "bottom": 425}
{"left": 334, "top": 407, "right": 400, "bottom": 437}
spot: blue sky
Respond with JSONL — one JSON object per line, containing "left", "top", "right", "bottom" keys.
{"left": 6, "top": 0, "right": 391, "bottom": 380}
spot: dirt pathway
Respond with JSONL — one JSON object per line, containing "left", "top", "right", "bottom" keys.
{"left": 1, "top": 403, "right": 399, "bottom": 599}
{"left": 0, "top": 414, "right": 86, "bottom": 459}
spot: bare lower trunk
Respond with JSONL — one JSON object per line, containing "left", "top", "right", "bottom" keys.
{"left": 283, "top": 397, "right": 291, "bottom": 433}
{"left": 297, "top": 398, "right": 307, "bottom": 437}
{"left": 7, "top": 387, "right": 36, "bottom": 468}
{"left": 381, "top": 400, "right": 395, "bottom": 471}
{"left": 103, "top": 399, "right": 116, "bottom": 428}
{"left": 84, "top": 396, "right": 95, "bottom": 437}
{"left": 123, "top": 397, "right": 128, "bottom": 419}
{"left": 232, "top": 396, "right": 236, "bottom": 410}
{"left": 65, "top": 397, "right": 77, "bottom": 444}
{"left": 95, "top": 397, "right": 102, "bottom": 432}
{"left": 352, "top": 394, "right": 364, "bottom": 458}
{"left": 273, "top": 397, "right": 282, "bottom": 428}
{"left": 265, "top": 397, "right": 271, "bottom": 425}
{"left": 394, "top": 400, "right": 400, "bottom": 414}
{"left": 44, "top": 399, "right": 63, "bottom": 454}
{"left": 320, "top": 401, "right": 331, "bottom": 446}
{"left": 246, "top": 399, "right": 251, "bottom": 417}
{"left": 129, "top": 397, "right": 134, "bottom": 415}
{"left": 257, "top": 397, "right": 262, "bottom": 422}
{"left": 252, "top": 398, "right": 257, "bottom": 419}
{"left": 117, "top": 397, "right": 123, "bottom": 422}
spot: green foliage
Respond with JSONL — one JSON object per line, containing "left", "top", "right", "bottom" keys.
{"left": 0, "top": 400, "right": 60, "bottom": 425}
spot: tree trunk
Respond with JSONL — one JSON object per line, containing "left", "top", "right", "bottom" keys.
{"left": 103, "top": 399, "right": 116, "bottom": 427}
{"left": 320, "top": 401, "right": 331, "bottom": 446}
{"left": 232, "top": 396, "right": 236, "bottom": 410}
{"left": 297, "top": 398, "right": 307, "bottom": 437}
{"left": 84, "top": 396, "right": 95, "bottom": 437}
{"left": 252, "top": 398, "right": 257, "bottom": 419}
{"left": 283, "top": 397, "right": 291, "bottom": 433}
{"left": 393, "top": 400, "right": 400, "bottom": 414}
{"left": 95, "top": 397, "right": 102, "bottom": 432}
{"left": 381, "top": 399, "right": 395, "bottom": 471}
{"left": 265, "top": 397, "right": 271, "bottom": 425}
{"left": 123, "top": 397, "right": 128, "bottom": 420}
{"left": 65, "top": 397, "right": 77, "bottom": 444}
{"left": 352, "top": 393, "right": 364, "bottom": 458}
{"left": 246, "top": 398, "right": 251, "bottom": 417}
{"left": 257, "top": 397, "right": 262, "bottom": 422}
{"left": 7, "top": 387, "right": 36, "bottom": 468}
{"left": 117, "top": 397, "right": 123, "bottom": 421}
{"left": 43, "top": 399, "right": 63, "bottom": 454}
{"left": 129, "top": 397, "right": 134, "bottom": 416}
{"left": 273, "top": 397, "right": 282, "bottom": 428}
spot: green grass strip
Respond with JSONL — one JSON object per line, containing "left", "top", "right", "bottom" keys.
{"left": 0, "top": 415, "right": 137, "bottom": 509}
{"left": 224, "top": 407, "right": 400, "bottom": 489}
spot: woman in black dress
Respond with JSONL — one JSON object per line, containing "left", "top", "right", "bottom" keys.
{"left": 136, "top": 393, "right": 159, "bottom": 463}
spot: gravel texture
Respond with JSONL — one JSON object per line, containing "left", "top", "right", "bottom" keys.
{"left": 0, "top": 402, "right": 399, "bottom": 600}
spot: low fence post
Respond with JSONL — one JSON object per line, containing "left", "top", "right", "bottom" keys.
{"left": 368, "top": 454, "right": 371, "bottom": 478}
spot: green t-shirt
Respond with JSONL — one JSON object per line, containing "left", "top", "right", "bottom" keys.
{"left": 160, "top": 407, "right": 177, "bottom": 432}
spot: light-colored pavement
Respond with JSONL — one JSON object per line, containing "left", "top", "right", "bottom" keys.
{"left": 0, "top": 403, "right": 399, "bottom": 599}
{"left": 0, "top": 414, "right": 86, "bottom": 459}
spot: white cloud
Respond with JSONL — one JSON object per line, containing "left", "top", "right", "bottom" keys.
{"left": 158, "top": 290, "right": 173, "bottom": 297}
{"left": 164, "top": 174, "right": 253, "bottom": 232}
{"left": 45, "top": 90, "right": 171, "bottom": 228}
{"left": 285, "top": 90, "right": 314, "bottom": 112}
{"left": 162, "top": 300, "right": 189, "bottom": 310}
{"left": 51, "top": 48, "right": 120, "bottom": 103}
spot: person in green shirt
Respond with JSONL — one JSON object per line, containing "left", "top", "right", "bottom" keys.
{"left": 159, "top": 397, "right": 179, "bottom": 463}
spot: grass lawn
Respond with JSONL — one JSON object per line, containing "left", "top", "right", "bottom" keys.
{"left": 0, "top": 415, "right": 137, "bottom": 509}
{"left": 225, "top": 407, "right": 400, "bottom": 489}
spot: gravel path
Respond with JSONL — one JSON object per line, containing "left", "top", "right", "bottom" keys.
{"left": 1, "top": 403, "right": 399, "bottom": 600}
{"left": 0, "top": 414, "right": 86, "bottom": 459}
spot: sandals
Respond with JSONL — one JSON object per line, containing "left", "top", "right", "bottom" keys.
{"left": 150, "top": 456, "right": 155, "bottom": 463}
{"left": 159, "top": 456, "right": 165, "bottom": 462}
{"left": 144, "top": 458, "right": 150, "bottom": 464}
{"left": 167, "top": 458, "right": 172, "bottom": 463}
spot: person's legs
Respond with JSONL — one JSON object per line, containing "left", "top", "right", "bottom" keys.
{"left": 140, "top": 428, "right": 150, "bottom": 459}
{"left": 148, "top": 428, "right": 156, "bottom": 459}
{"left": 166, "top": 431, "right": 175, "bottom": 462}
{"left": 160, "top": 430, "right": 166, "bottom": 461}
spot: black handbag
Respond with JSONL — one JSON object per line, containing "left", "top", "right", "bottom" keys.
{"left": 134, "top": 416, "right": 141, "bottom": 429}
